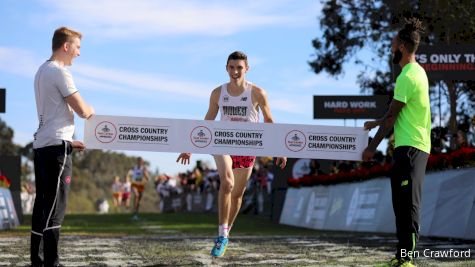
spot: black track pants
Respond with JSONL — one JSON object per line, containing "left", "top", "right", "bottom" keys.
{"left": 31, "top": 141, "right": 72, "bottom": 267}
{"left": 391, "top": 146, "right": 429, "bottom": 260}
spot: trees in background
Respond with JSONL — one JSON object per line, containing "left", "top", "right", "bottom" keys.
{"left": 309, "top": 0, "right": 475, "bottom": 147}
{"left": 0, "top": 117, "right": 20, "bottom": 155}
{"left": 1, "top": 117, "right": 159, "bottom": 213}
{"left": 68, "top": 150, "right": 159, "bottom": 213}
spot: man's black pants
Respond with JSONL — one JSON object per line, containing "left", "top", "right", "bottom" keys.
{"left": 391, "top": 146, "right": 429, "bottom": 260}
{"left": 31, "top": 141, "right": 72, "bottom": 267}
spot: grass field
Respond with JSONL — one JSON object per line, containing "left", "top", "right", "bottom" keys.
{"left": 1, "top": 213, "right": 474, "bottom": 266}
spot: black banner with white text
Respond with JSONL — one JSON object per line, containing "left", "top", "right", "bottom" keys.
{"left": 313, "top": 95, "right": 389, "bottom": 119}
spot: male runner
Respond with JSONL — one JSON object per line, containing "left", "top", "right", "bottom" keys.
{"left": 363, "top": 18, "right": 430, "bottom": 267}
{"left": 177, "top": 51, "right": 286, "bottom": 257}
{"left": 128, "top": 157, "right": 149, "bottom": 220}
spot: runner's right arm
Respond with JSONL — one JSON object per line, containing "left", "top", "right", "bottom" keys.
{"left": 204, "top": 87, "right": 220, "bottom": 120}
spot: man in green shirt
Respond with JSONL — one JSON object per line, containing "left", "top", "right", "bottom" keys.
{"left": 363, "top": 18, "right": 430, "bottom": 267}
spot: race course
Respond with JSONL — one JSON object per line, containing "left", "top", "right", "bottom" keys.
{"left": 1, "top": 213, "right": 473, "bottom": 266}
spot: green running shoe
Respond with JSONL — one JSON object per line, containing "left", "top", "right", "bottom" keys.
{"left": 375, "top": 257, "right": 400, "bottom": 267}
{"left": 398, "top": 259, "right": 416, "bottom": 267}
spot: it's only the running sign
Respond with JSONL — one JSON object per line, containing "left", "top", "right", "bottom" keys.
{"left": 84, "top": 115, "right": 368, "bottom": 161}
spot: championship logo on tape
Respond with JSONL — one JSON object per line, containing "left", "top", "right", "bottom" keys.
{"left": 285, "top": 130, "right": 306, "bottom": 152}
{"left": 95, "top": 121, "right": 117, "bottom": 143}
{"left": 190, "top": 126, "right": 212, "bottom": 148}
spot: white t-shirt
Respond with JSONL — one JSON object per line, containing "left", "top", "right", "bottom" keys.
{"left": 33, "top": 60, "right": 78, "bottom": 148}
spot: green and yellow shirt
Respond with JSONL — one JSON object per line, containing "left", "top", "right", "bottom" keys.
{"left": 393, "top": 63, "right": 431, "bottom": 154}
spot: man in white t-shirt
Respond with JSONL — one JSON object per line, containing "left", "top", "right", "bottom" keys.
{"left": 30, "top": 26, "right": 94, "bottom": 267}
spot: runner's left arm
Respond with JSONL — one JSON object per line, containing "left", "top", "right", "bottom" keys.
{"left": 254, "top": 86, "right": 287, "bottom": 169}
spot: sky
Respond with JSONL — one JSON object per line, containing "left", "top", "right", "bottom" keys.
{"left": 0, "top": 0, "right": 384, "bottom": 175}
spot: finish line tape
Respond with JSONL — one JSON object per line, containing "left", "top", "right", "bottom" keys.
{"left": 84, "top": 115, "right": 368, "bottom": 161}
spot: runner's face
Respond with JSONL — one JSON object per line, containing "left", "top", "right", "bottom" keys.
{"left": 65, "top": 37, "right": 81, "bottom": 66}
{"left": 226, "top": 60, "right": 248, "bottom": 82}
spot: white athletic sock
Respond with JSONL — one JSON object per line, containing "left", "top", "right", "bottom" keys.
{"left": 219, "top": 224, "right": 229, "bottom": 238}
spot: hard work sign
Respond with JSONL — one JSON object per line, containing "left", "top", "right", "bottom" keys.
{"left": 84, "top": 115, "right": 369, "bottom": 161}
{"left": 313, "top": 95, "right": 389, "bottom": 119}
{"left": 416, "top": 45, "right": 475, "bottom": 81}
